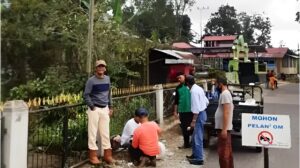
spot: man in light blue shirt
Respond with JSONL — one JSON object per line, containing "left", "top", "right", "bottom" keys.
{"left": 185, "top": 75, "right": 209, "bottom": 165}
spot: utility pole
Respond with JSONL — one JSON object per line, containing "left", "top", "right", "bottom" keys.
{"left": 86, "top": 0, "right": 95, "bottom": 76}
{"left": 297, "top": 43, "right": 300, "bottom": 74}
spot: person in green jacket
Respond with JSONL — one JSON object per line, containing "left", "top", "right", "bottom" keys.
{"left": 173, "top": 72, "right": 193, "bottom": 148}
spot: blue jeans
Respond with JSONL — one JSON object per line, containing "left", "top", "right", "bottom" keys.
{"left": 191, "top": 111, "right": 207, "bottom": 160}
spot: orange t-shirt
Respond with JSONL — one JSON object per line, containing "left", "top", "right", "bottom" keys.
{"left": 132, "top": 121, "right": 160, "bottom": 156}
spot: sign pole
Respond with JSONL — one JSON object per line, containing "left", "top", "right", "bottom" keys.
{"left": 264, "top": 147, "right": 269, "bottom": 168}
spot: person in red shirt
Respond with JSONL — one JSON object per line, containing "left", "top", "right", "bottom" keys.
{"left": 129, "top": 107, "right": 161, "bottom": 167}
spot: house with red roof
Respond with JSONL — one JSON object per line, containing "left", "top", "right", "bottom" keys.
{"left": 174, "top": 35, "right": 299, "bottom": 76}
{"left": 148, "top": 48, "right": 199, "bottom": 84}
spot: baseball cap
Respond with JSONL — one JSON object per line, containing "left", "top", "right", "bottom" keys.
{"left": 95, "top": 60, "right": 107, "bottom": 67}
{"left": 135, "top": 107, "right": 149, "bottom": 117}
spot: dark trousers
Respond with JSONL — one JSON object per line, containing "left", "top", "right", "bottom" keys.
{"left": 217, "top": 131, "right": 234, "bottom": 168}
{"left": 128, "top": 145, "right": 155, "bottom": 163}
{"left": 179, "top": 112, "right": 194, "bottom": 147}
{"left": 129, "top": 145, "right": 143, "bottom": 162}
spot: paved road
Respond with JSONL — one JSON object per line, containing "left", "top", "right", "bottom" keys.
{"left": 205, "top": 82, "right": 299, "bottom": 168}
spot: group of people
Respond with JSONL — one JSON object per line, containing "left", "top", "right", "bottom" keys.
{"left": 83, "top": 60, "right": 162, "bottom": 167}
{"left": 266, "top": 70, "right": 278, "bottom": 90}
{"left": 83, "top": 59, "right": 234, "bottom": 168}
{"left": 173, "top": 72, "right": 234, "bottom": 168}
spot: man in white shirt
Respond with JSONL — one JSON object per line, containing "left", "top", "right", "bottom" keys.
{"left": 185, "top": 75, "right": 209, "bottom": 165}
{"left": 120, "top": 117, "right": 140, "bottom": 147}
{"left": 112, "top": 113, "right": 140, "bottom": 149}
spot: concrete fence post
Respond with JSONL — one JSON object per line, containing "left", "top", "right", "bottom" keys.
{"left": 155, "top": 84, "right": 164, "bottom": 127}
{"left": 203, "top": 79, "right": 208, "bottom": 92}
{"left": 2, "top": 100, "right": 28, "bottom": 168}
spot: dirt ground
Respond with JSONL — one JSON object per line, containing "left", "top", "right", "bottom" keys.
{"left": 79, "top": 120, "right": 207, "bottom": 168}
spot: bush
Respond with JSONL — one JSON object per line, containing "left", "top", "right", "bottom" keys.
{"left": 208, "top": 68, "right": 226, "bottom": 79}
{"left": 9, "top": 66, "right": 86, "bottom": 100}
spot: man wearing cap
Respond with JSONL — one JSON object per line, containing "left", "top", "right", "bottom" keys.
{"left": 173, "top": 72, "right": 193, "bottom": 149}
{"left": 215, "top": 77, "right": 234, "bottom": 168}
{"left": 83, "top": 60, "right": 114, "bottom": 165}
{"left": 129, "top": 108, "right": 161, "bottom": 167}
{"left": 185, "top": 75, "right": 209, "bottom": 165}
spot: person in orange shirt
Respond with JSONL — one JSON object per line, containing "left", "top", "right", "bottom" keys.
{"left": 269, "top": 70, "right": 278, "bottom": 90}
{"left": 129, "top": 107, "right": 161, "bottom": 167}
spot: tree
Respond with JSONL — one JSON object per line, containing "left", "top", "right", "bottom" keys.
{"left": 1, "top": 0, "right": 159, "bottom": 100}
{"left": 123, "top": 0, "right": 193, "bottom": 42}
{"left": 205, "top": 5, "right": 272, "bottom": 46}
{"left": 204, "top": 5, "right": 241, "bottom": 35}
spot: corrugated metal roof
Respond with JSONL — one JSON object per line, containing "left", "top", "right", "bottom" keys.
{"left": 153, "top": 49, "right": 183, "bottom": 59}
{"left": 153, "top": 49, "right": 200, "bottom": 64}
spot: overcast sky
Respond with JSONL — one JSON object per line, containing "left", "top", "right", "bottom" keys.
{"left": 186, "top": 0, "right": 300, "bottom": 50}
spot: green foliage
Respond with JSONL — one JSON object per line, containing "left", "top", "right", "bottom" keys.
{"left": 9, "top": 66, "right": 86, "bottom": 100}
{"left": 2, "top": 0, "right": 179, "bottom": 101}
{"left": 205, "top": 5, "right": 241, "bottom": 35}
{"left": 205, "top": 5, "right": 272, "bottom": 46}
{"left": 29, "top": 96, "right": 155, "bottom": 150}
{"left": 111, "top": 96, "right": 156, "bottom": 135}
{"left": 123, "top": 0, "right": 193, "bottom": 42}
{"left": 208, "top": 68, "right": 226, "bottom": 79}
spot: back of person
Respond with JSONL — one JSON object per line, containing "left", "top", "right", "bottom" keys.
{"left": 120, "top": 118, "right": 140, "bottom": 146}
{"left": 133, "top": 121, "right": 160, "bottom": 156}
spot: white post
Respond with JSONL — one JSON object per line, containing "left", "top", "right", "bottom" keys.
{"left": 155, "top": 84, "right": 164, "bottom": 127}
{"left": 2, "top": 100, "right": 28, "bottom": 168}
{"left": 203, "top": 79, "right": 208, "bottom": 92}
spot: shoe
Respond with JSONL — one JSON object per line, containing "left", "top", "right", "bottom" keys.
{"left": 104, "top": 149, "right": 115, "bottom": 164}
{"left": 138, "top": 156, "right": 149, "bottom": 167}
{"left": 186, "top": 154, "right": 194, "bottom": 159}
{"left": 188, "top": 159, "right": 204, "bottom": 165}
{"left": 149, "top": 157, "right": 156, "bottom": 167}
{"left": 89, "top": 150, "right": 101, "bottom": 165}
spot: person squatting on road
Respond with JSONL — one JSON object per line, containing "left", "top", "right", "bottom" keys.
{"left": 215, "top": 76, "right": 234, "bottom": 168}
{"left": 173, "top": 72, "right": 193, "bottom": 149}
{"left": 83, "top": 60, "right": 115, "bottom": 165}
{"left": 185, "top": 75, "right": 209, "bottom": 165}
{"left": 129, "top": 108, "right": 161, "bottom": 167}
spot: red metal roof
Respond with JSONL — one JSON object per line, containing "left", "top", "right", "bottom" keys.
{"left": 202, "top": 35, "right": 237, "bottom": 41}
{"left": 264, "top": 48, "right": 288, "bottom": 58}
{"left": 172, "top": 42, "right": 193, "bottom": 49}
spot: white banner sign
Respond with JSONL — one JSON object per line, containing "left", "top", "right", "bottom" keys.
{"left": 165, "top": 59, "right": 194, "bottom": 64}
{"left": 242, "top": 114, "right": 291, "bottom": 148}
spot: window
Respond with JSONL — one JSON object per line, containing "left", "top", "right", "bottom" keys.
{"left": 282, "top": 57, "right": 288, "bottom": 67}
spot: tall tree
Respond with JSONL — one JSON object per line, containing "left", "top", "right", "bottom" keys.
{"left": 204, "top": 5, "right": 241, "bottom": 35}
{"left": 205, "top": 5, "right": 272, "bottom": 46}
{"left": 124, "top": 0, "right": 193, "bottom": 42}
